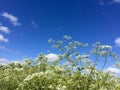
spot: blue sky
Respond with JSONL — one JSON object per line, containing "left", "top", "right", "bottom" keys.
{"left": 0, "top": 0, "right": 120, "bottom": 68}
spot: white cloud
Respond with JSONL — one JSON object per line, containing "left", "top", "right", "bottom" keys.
{"left": 46, "top": 53, "right": 59, "bottom": 62}
{"left": 115, "top": 37, "right": 120, "bottom": 46}
{"left": 0, "top": 58, "right": 22, "bottom": 65}
{"left": 11, "top": 60, "right": 22, "bottom": 64}
{"left": 0, "top": 34, "right": 8, "bottom": 43}
{"left": 113, "top": 0, "right": 120, "bottom": 3}
{"left": 0, "top": 26, "right": 10, "bottom": 34}
{"left": 0, "top": 58, "right": 10, "bottom": 65}
{"left": 106, "top": 67, "right": 120, "bottom": 74}
{"left": 1, "top": 12, "right": 20, "bottom": 26}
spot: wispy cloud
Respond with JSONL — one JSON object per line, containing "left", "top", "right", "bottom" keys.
{"left": 0, "top": 26, "right": 10, "bottom": 34}
{"left": 0, "top": 45, "right": 7, "bottom": 50}
{"left": 113, "top": 0, "right": 120, "bottom": 3}
{"left": 46, "top": 53, "right": 59, "bottom": 62}
{"left": 0, "top": 45, "right": 13, "bottom": 52}
{"left": 98, "top": 0, "right": 104, "bottom": 5}
{"left": 0, "top": 34, "right": 8, "bottom": 43}
{"left": 98, "top": 0, "right": 120, "bottom": 5}
{"left": 115, "top": 37, "right": 120, "bottom": 46}
{"left": 1, "top": 12, "right": 20, "bottom": 26}
{"left": 0, "top": 45, "right": 19, "bottom": 55}
{"left": 0, "top": 58, "right": 10, "bottom": 65}
{"left": 31, "top": 20, "right": 39, "bottom": 28}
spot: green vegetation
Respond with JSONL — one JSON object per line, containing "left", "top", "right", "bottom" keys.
{"left": 0, "top": 35, "right": 120, "bottom": 90}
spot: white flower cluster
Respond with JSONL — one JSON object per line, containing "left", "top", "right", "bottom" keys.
{"left": 76, "top": 54, "right": 89, "bottom": 59}
{"left": 48, "top": 38, "right": 53, "bottom": 43}
{"left": 63, "top": 35, "right": 72, "bottom": 40}
{"left": 56, "top": 84, "right": 66, "bottom": 90}
{"left": 24, "top": 72, "right": 44, "bottom": 81}
{"left": 48, "top": 84, "right": 66, "bottom": 90}
{"left": 100, "top": 51, "right": 107, "bottom": 56}
{"left": 54, "top": 66, "right": 65, "bottom": 71}
{"left": 98, "top": 45, "right": 112, "bottom": 50}
{"left": 14, "top": 68, "right": 23, "bottom": 71}
{"left": 23, "top": 66, "right": 65, "bottom": 82}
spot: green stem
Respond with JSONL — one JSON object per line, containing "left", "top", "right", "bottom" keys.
{"left": 102, "top": 55, "right": 107, "bottom": 70}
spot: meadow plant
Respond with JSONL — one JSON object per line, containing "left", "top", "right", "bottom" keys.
{"left": 0, "top": 35, "right": 120, "bottom": 90}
